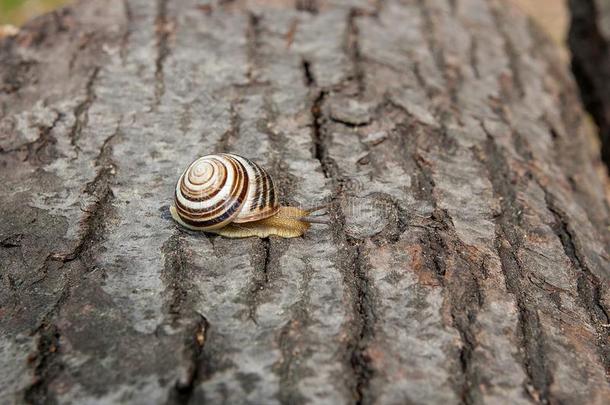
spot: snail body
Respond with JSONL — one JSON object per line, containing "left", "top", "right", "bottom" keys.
{"left": 170, "top": 153, "right": 320, "bottom": 238}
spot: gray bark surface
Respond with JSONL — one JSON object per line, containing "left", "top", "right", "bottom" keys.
{"left": 1, "top": 0, "right": 609, "bottom": 404}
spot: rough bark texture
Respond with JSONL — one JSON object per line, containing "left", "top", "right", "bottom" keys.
{"left": 1, "top": 0, "right": 609, "bottom": 404}
{"left": 569, "top": 0, "right": 610, "bottom": 170}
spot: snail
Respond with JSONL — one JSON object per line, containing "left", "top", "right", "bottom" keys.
{"left": 170, "top": 153, "right": 326, "bottom": 238}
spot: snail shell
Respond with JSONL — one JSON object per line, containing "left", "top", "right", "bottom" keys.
{"left": 172, "top": 153, "right": 280, "bottom": 231}
{"left": 170, "top": 153, "right": 327, "bottom": 238}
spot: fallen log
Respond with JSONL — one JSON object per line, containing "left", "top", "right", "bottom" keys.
{"left": 0, "top": 0, "right": 609, "bottom": 403}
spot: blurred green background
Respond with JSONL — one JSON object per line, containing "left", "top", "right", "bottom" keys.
{"left": 0, "top": 0, "right": 68, "bottom": 25}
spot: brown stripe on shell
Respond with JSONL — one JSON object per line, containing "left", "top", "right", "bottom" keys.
{"left": 232, "top": 161, "right": 279, "bottom": 223}
{"left": 258, "top": 165, "right": 269, "bottom": 211}
{"left": 249, "top": 160, "right": 264, "bottom": 211}
{"left": 268, "top": 175, "right": 276, "bottom": 209}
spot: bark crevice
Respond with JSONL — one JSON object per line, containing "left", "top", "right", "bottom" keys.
{"left": 161, "top": 233, "right": 190, "bottom": 322}
{"left": 218, "top": 101, "right": 239, "bottom": 153}
{"left": 246, "top": 238, "right": 272, "bottom": 324}
{"left": 296, "top": 0, "right": 318, "bottom": 15}
{"left": 69, "top": 67, "right": 99, "bottom": 151}
{"left": 275, "top": 263, "right": 314, "bottom": 404}
{"left": 154, "top": 0, "right": 170, "bottom": 105}
{"left": 246, "top": 12, "right": 262, "bottom": 82}
{"left": 346, "top": 9, "right": 365, "bottom": 94}
{"left": 161, "top": 234, "right": 212, "bottom": 405}
{"left": 483, "top": 133, "right": 553, "bottom": 404}
{"left": 22, "top": 118, "right": 121, "bottom": 404}
{"left": 120, "top": 0, "right": 133, "bottom": 63}
{"left": 169, "top": 314, "right": 210, "bottom": 405}
{"left": 301, "top": 59, "right": 315, "bottom": 87}
{"left": 0, "top": 110, "right": 63, "bottom": 163}
{"left": 305, "top": 63, "right": 376, "bottom": 402}
{"left": 310, "top": 89, "right": 330, "bottom": 179}
{"left": 347, "top": 242, "right": 375, "bottom": 405}
{"left": 545, "top": 193, "right": 610, "bottom": 374}
{"left": 23, "top": 323, "right": 63, "bottom": 405}
{"left": 488, "top": 2, "right": 525, "bottom": 99}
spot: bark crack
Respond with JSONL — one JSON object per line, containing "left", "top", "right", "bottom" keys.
{"left": 29, "top": 112, "right": 64, "bottom": 163}
{"left": 397, "top": 122, "right": 448, "bottom": 286}
{"left": 303, "top": 58, "right": 376, "bottom": 402}
{"left": 23, "top": 323, "right": 62, "bottom": 404}
{"left": 369, "top": 193, "right": 410, "bottom": 244}
{"left": 154, "top": 0, "right": 170, "bottom": 105}
{"left": 54, "top": 120, "right": 120, "bottom": 265}
{"left": 421, "top": 205, "right": 484, "bottom": 404}
{"left": 469, "top": 36, "right": 480, "bottom": 79}
{"left": 285, "top": 18, "right": 299, "bottom": 49}
{"left": 310, "top": 89, "right": 331, "bottom": 179}
{"left": 120, "top": 0, "right": 133, "bottom": 64}
{"left": 275, "top": 263, "right": 313, "bottom": 404}
{"left": 393, "top": 84, "right": 484, "bottom": 402}
{"left": 246, "top": 238, "right": 271, "bottom": 324}
{"left": 23, "top": 119, "right": 121, "bottom": 404}
{"left": 416, "top": 0, "right": 444, "bottom": 76}
{"left": 302, "top": 59, "right": 315, "bottom": 88}
{"left": 296, "top": 0, "right": 318, "bottom": 14}
{"left": 161, "top": 234, "right": 211, "bottom": 404}
{"left": 69, "top": 67, "right": 100, "bottom": 152}
{"left": 482, "top": 131, "right": 553, "bottom": 404}
{"left": 169, "top": 314, "right": 209, "bottom": 404}
{"left": 415, "top": 0, "right": 460, "bottom": 106}
{"left": 348, "top": 242, "right": 375, "bottom": 405}
{"left": 246, "top": 12, "right": 262, "bottom": 82}
{"left": 423, "top": 223, "right": 447, "bottom": 282}
{"left": 544, "top": 193, "right": 610, "bottom": 375}
{"left": 346, "top": 9, "right": 365, "bottom": 94}
{"left": 487, "top": 78, "right": 609, "bottom": 380}
{"left": 161, "top": 233, "right": 190, "bottom": 322}
{"left": 332, "top": 191, "right": 377, "bottom": 403}
{"left": 488, "top": 2, "right": 525, "bottom": 99}
{"left": 218, "top": 100, "right": 239, "bottom": 152}
{"left": 0, "top": 110, "right": 63, "bottom": 163}
{"left": 450, "top": 257, "right": 484, "bottom": 405}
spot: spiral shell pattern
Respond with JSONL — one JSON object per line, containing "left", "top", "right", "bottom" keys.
{"left": 173, "top": 153, "right": 279, "bottom": 230}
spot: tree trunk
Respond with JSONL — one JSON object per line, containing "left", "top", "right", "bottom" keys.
{"left": 1, "top": 0, "right": 609, "bottom": 404}
{"left": 569, "top": 0, "right": 610, "bottom": 170}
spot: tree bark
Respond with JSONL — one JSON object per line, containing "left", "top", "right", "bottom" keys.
{"left": 1, "top": 0, "right": 609, "bottom": 404}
